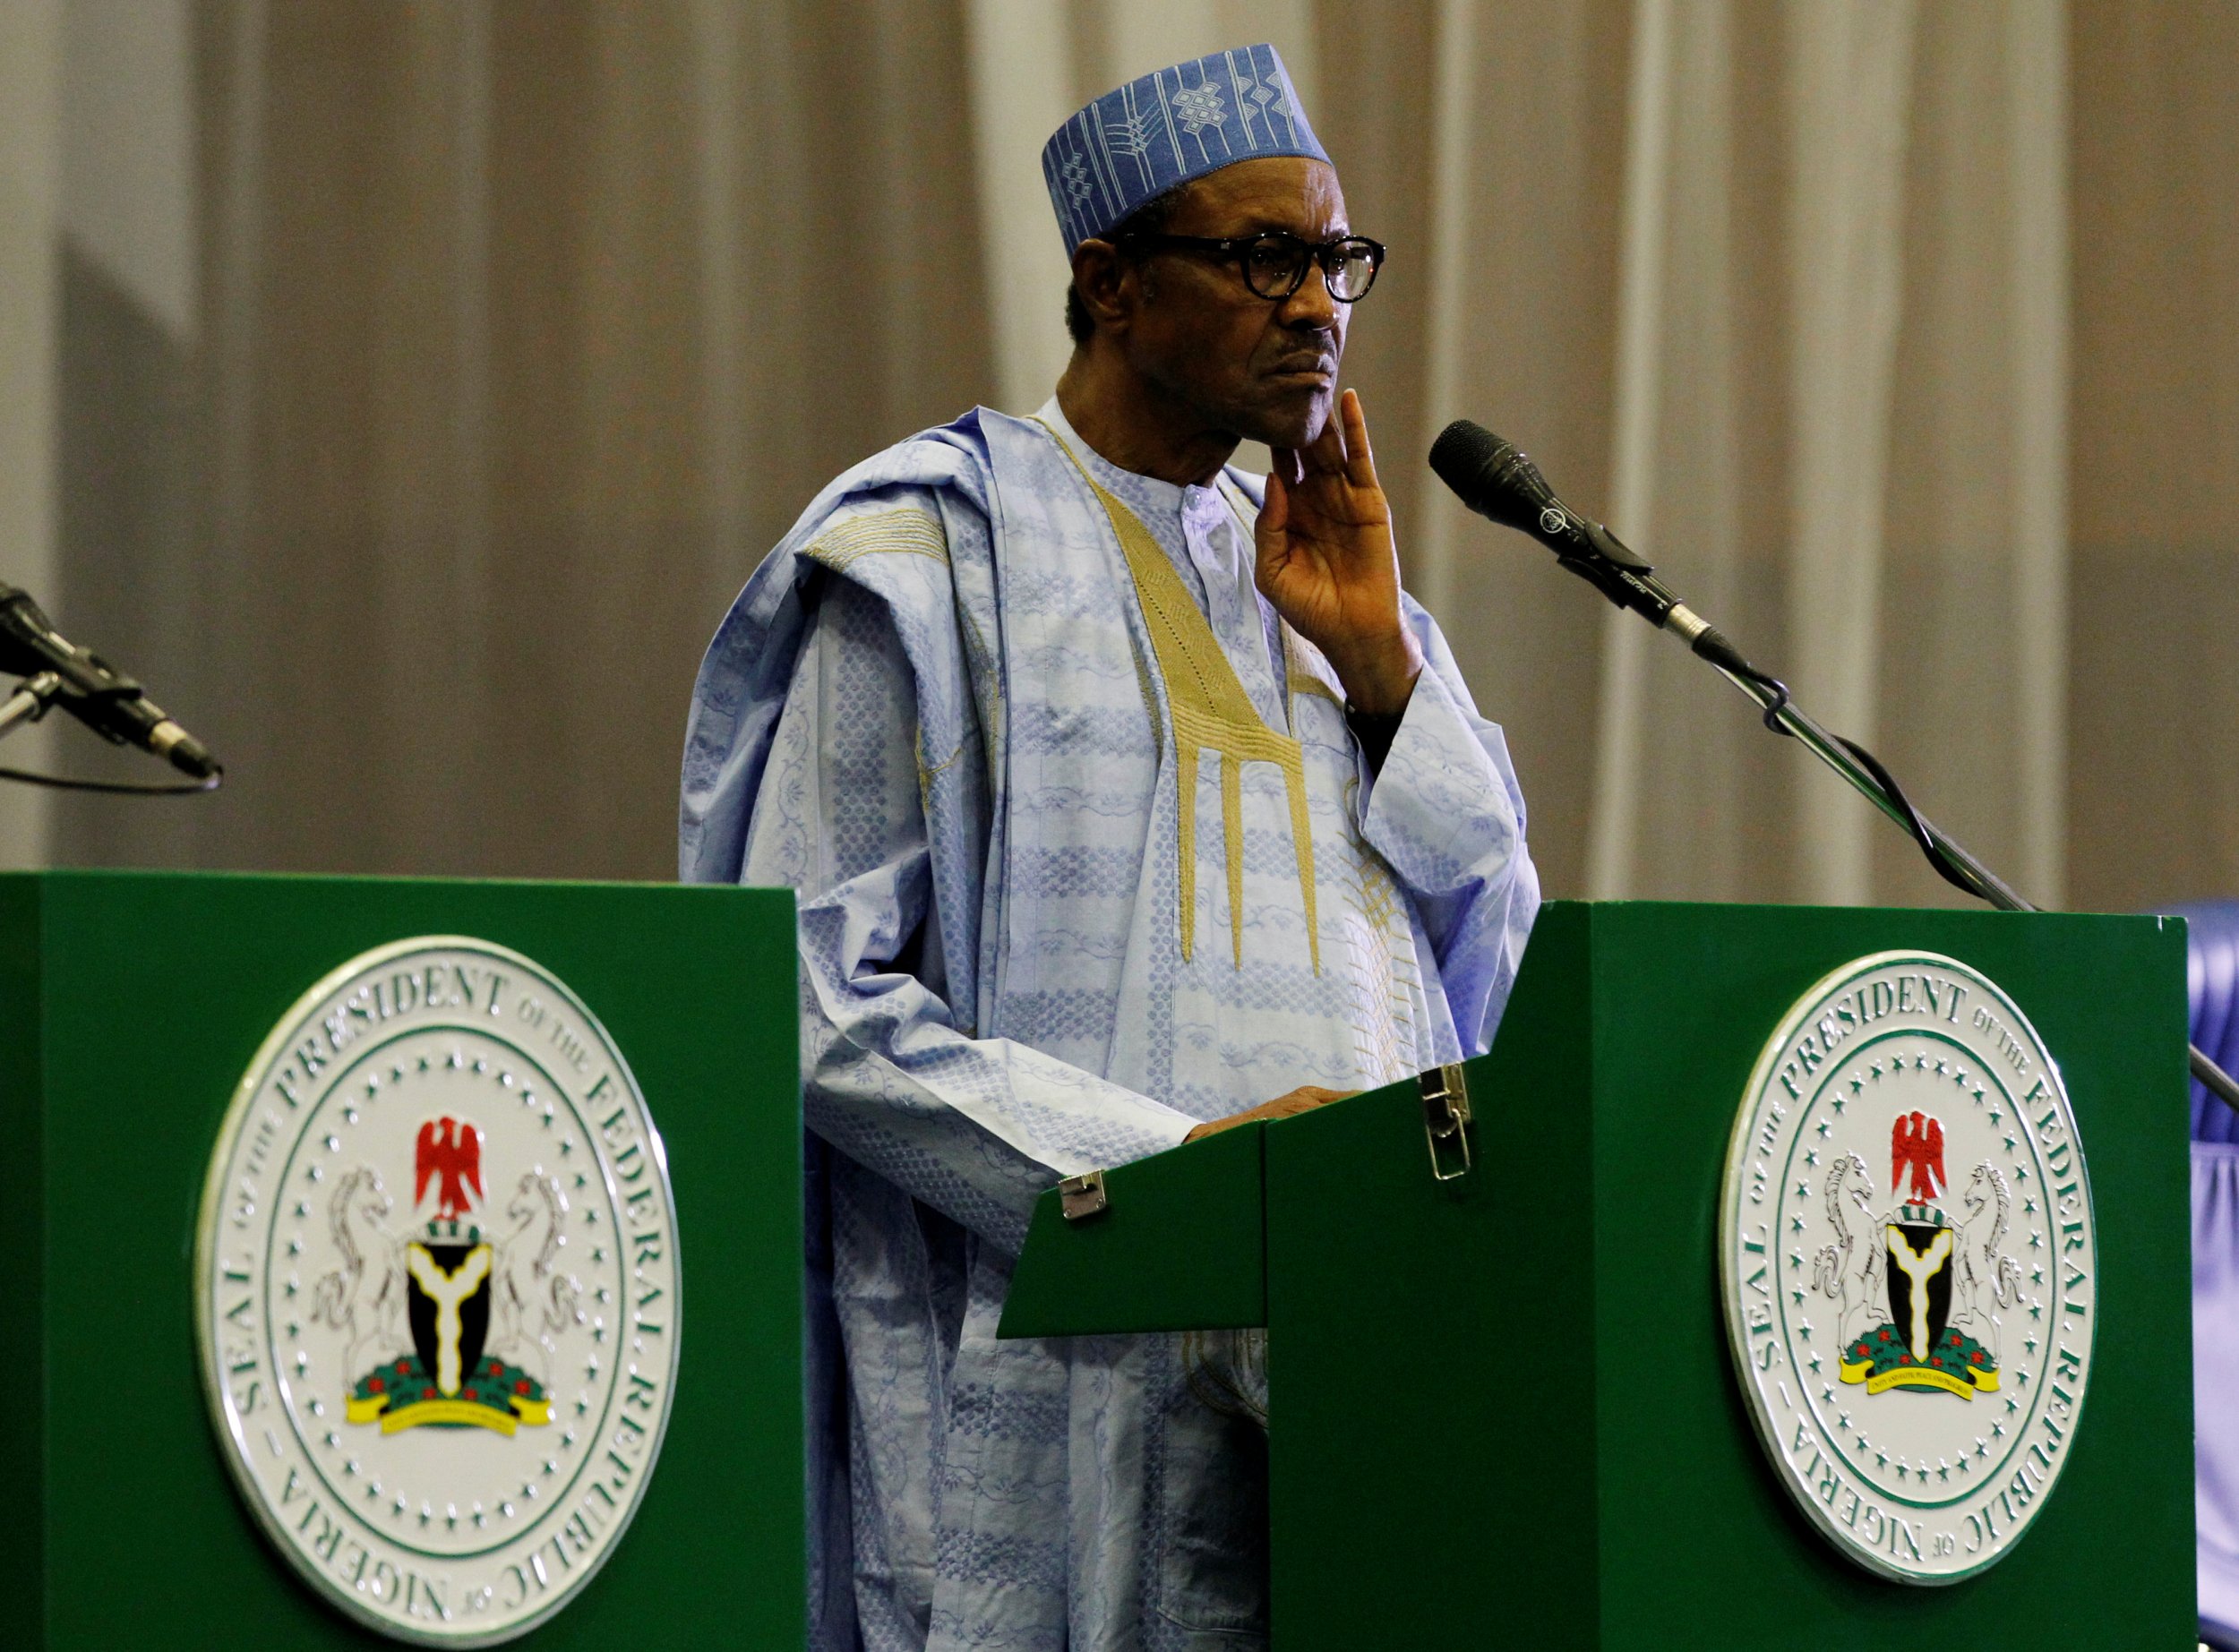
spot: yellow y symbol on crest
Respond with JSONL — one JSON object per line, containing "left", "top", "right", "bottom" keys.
{"left": 1884, "top": 1228, "right": 1953, "bottom": 1361}
{"left": 407, "top": 1243, "right": 493, "bottom": 1396}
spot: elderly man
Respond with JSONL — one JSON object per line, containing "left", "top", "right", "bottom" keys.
{"left": 682, "top": 45, "right": 1538, "bottom": 1652}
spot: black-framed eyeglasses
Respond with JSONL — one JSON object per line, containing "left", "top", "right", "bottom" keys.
{"left": 1118, "top": 230, "right": 1386, "bottom": 304}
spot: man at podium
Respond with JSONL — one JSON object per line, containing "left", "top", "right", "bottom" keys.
{"left": 682, "top": 45, "right": 1538, "bottom": 1651}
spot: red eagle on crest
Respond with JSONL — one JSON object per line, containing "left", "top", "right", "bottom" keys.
{"left": 1891, "top": 1110, "right": 1945, "bottom": 1204}
{"left": 416, "top": 1115, "right": 485, "bottom": 1221}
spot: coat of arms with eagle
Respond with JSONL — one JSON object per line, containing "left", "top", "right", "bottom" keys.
{"left": 313, "top": 1111, "right": 582, "bottom": 1437}
{"left": 1813, "top": 1108, "right": 2027, "bottom": 1400}
{"left": 196, "top": 937, "right": 680, "bottom": 1642}
{"left": 1720, "top": 951, "right": 2096, "bottom": 1584}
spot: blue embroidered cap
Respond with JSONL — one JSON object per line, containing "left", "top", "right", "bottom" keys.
{"left": 1042, "top": 45, "right": 1331, "bottom": 254}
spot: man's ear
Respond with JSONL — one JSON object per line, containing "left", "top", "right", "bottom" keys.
{"left": 1069, "top": 239, "right": 1134, "bottom": 337}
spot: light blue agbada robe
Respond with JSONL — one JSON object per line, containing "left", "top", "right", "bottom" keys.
{"left": 680, "top": 401, "right": 1539, "bottom": 1651}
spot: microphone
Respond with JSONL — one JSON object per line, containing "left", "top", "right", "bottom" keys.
{"left": 1428, "top": 419, "right": 1753, "bottom": 676}
{"left": 0, "top": 585, "right": 219, "bottom": 779}
{"left": 1428, "top": 420, "right": 1680, "bottom": 621}
{"left": 1425, "top": 414, "right": 2239, "bottom": 1117}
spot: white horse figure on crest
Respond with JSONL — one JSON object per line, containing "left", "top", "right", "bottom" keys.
{"left": 1814, "top": 1152, "right": 1889, "bottom": 1348}
{"left": 490, "top": 1170, "right": 583, "bottom": 1383}
{"left": 311, "top": 1166, "right": 407, "bottom": 1382}
{"left": 1949, "top": 1160, "right": 2023, "bottom": 1357}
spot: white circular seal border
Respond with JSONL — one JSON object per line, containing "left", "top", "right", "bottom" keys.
{"left": 1719, "top": 950, "right": 2096, "bottom": 1584}
{"left": 194, "top": 936, "right": 682, "bottom": 1645}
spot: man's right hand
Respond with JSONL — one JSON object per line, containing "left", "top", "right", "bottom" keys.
{"left": 1183, "top": 1086, "right": 1353, "bottom": 1143}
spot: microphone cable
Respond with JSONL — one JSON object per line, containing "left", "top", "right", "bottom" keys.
{"left": 0, "top": 764, "right": 221, "bottom": 795}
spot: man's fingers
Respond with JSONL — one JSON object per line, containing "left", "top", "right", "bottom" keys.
{"left": 1254, "top": 465, "right": 1290, "bottom": 590}
{"left": 1307, "top": 398, "right": 1350, "bottom": 474}
{"left": 1290, "top": 393, "right": 1380, "bottom": 499}
{"left": 1283, "top": 398, "right": 1345, "bottom": 480}
{"left": 1259, "top": 459, "right": 1290, "bottom": 535}
{"left": 1339, "top": 389, "right": 1379, "bottom": 491}
{"left": 1268, "top": 1085, "right": 1355, "bottom": 1115}
{"left": 1190, "top": 1086, "right": 1361, "bottom": 1140}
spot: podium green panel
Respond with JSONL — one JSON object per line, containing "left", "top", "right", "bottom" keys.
{"left": 1001, "top": 900, "right": 2194, "bottom": 1648}
{"left": 0, "top": 871, "right": 805, "bottom": 1649}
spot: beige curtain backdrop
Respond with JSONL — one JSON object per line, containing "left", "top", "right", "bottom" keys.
{"left": 16, "top": 0, "right": 2239, "bottom": 916}
{"left": 0, "top": 0, "right": 62, "bottom": 868}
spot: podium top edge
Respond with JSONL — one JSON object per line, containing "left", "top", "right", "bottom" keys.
{"left": 1540, "top": 895, "right": 2178, "bottom": 925}
{"left": 0, "top": 868, "right": 789, "bottom": 891}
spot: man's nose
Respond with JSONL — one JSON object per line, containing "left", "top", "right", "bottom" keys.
{"left": 1276, "top": 267, "right": 1339, "bottom": 331}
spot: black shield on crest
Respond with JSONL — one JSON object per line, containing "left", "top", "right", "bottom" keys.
{"left": 408, "top": 1242, "right": 493, "bottom": 1396}
{"left": 1883, "top": 1220, "right": 1952, "bottom": 1355}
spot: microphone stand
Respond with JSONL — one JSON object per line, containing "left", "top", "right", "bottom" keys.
{"left": 1648, "top": 597, "right": 2239, "bottom": 1112}
{"left": 1429, "top": 421, "right": 2239, "bottom": 1112}
{"left": 0, "top": 669, "right": 220, "bottom": 795}
{"left": 0, "top": 672, "right": 62, "bottom": 747}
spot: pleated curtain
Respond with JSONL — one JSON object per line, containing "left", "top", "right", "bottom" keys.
{"left": 22, "top": 0, "right": 2239, "bottom": 918}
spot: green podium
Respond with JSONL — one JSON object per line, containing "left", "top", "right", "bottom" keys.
{"left": 999, "top": 900, "right": 2196, "bottom": 1647}
{"left": 0, "top": 872, "right": 807, "bottom": 1649}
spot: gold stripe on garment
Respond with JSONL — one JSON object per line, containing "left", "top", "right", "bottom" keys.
{"left": 801, "top": 505, "right": 961, "bottom": 807}
{"left": 804, "top": 507, "right": 949, "bottom": 571}
{"left": 1042, "top": 424, "right": 1319, "bottom": 973}
{"left": 1282, "top": 622, "right": 1346, "bottom": 706}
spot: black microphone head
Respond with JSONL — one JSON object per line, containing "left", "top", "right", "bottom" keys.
{"left": 1428, "top": 419, "right": 1670, "bottom": 618}
{"left": 1428, "top": 420, "right": 1574, "bottom": 540}
{"left": 1428, "top": 419, "right": 1503, "bottom": 508}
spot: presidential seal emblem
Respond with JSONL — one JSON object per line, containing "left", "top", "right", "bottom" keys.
{"left": 1720, "top": 952, "right": 2094, "bottom": 1583}
{"left": 195, "top": 937, "right": 681, "bottom": 1643}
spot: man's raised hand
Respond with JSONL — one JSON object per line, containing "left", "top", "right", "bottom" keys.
{"left": 1254, "top": 388, "right": 1424, "bottom": 715}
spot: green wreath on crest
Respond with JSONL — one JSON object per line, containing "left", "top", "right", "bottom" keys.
{"left": 344, "top": 1353, "right": 553, "bottom": 1434}
{"left": 1840, "top": 1323, "right": 2000, "bottom": 1399}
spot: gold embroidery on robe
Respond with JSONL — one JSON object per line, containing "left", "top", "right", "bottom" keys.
{"left": 1042, "top": 425, "right": 1319, "bottom": 973}
{"left": 803, "top": 507, "right": 949, "bottom": 571}
{"left": 802, "top": 506, "right": 974, "bottom": 815}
